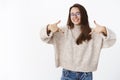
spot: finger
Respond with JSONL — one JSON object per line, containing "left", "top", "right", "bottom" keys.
{"left": 89, "top": 31, "right": 92, "bottom": 35}
{"left": 94, "top": 20, "right": 100, "bottom": 27}
{"left": 58, "top": 28, "right": 64, "bottom": 33}
{"left": 89, "top": 29, "right": 94, "bottom": 35}
{"left": 55, "top": 20, "right": 61, "bottom": 25}
{"left": 94, "top": 20, "right": 96, "bottom": 25}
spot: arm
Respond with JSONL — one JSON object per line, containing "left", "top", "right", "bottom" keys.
{"left": 90, "top": 21, "right": 116, "bottom": 48}
{"left": 100, "top": 28, "right": 116, "bottom": 48}
{"left": 40, "top": 25, "right": 54, "bottom": 44}
{"left": 40, "top": 20, "right": 64, "bottom": 44}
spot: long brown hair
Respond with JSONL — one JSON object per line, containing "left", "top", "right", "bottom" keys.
{"left": 67, "top": 3, "right": 92, "bottom": 45}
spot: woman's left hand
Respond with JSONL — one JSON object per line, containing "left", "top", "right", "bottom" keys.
{"left": 89, "top": 20, "right": 107, "bottom": 35}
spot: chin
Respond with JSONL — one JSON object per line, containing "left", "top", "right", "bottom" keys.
{"left": 73, "top": 22, "right": 80, "bottom": 25}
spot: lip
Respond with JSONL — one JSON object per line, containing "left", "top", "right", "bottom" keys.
{"left": 73, "top": 19, "right": 79, "bottom": 22}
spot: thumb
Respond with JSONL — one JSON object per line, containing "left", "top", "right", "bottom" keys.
{"left": 89, "top": 28, "right": 94, "bottom": 35}
{"left": 55, "top": 20, "right": 61, "bottom": 25}
{"left": 94, "top": 20, "right": 100, "bottom": 27}
{"left": 94, "top": 20, "right": 98, "bottom": 25}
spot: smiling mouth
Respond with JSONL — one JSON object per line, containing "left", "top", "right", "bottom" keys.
{"left": 74, "top": 19, "right": 79, "bottom": 22}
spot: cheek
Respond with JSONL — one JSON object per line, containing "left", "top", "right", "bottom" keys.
{"left": 70, "top": 17, "right": 74, "bottom": 22}
{"left": 78, "top": 17, "right": 81, "bottom": 21}
{"left": 78, "top": 17, "right": 81, "bottom": 23}
{"left": 78, "top": 16, "right": 81, "bottom": 20}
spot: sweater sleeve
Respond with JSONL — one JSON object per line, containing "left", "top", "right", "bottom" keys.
{"left": 100, "top": 28, "right": 116, "bottom": 48}
{"left": 40, "top": 26, "right": 54, "bottom": 44}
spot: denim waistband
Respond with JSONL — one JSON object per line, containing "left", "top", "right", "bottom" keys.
{"left": 61, "top": 68, "right": 93, "bottom": 80}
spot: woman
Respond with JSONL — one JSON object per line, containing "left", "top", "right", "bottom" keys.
{"left": 40, "top": 3, "right": 116, "bottom": 80}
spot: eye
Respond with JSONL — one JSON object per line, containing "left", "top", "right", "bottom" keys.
{"left": 70, "top": 13, "right": 74, "bottom": 16}
{"left": 76, "top": 12, "right": 80, "bottom": 16}
{"left": 70, "top": 12, "right": 80, "bottom": 16}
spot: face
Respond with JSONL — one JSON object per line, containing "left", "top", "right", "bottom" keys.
{"left": 70, "top": 7, "right": 81, "bottom": 25}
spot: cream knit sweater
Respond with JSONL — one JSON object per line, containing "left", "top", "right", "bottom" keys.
{"left": 40, "top": 25, "right": 116, "bottom": 72}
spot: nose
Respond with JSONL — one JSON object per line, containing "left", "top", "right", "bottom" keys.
{"left": 73, "top": 15, "right": 78, "bottom": 18}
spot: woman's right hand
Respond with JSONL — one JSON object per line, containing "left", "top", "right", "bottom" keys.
{"left": 48, "top": 20, "right": 62, "bottom": 33}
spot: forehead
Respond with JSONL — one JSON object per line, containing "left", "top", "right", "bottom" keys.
{"left": 70, "top": 7, "right": 80, "bottom": 13}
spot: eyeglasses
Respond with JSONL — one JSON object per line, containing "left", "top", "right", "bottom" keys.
{"left": 70, "top": 12, "right": 81, "bottom": 17}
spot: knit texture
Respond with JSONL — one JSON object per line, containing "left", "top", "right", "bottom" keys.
{"left": 40, "top": 25, "right": 116, "bottom": 72}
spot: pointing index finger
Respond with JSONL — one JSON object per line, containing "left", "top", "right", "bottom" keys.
{"left": 55, "top": 20, "right": 61, "bottom": 25}
{"left": 94, "top": 20, "right": 101, "bottom": 27}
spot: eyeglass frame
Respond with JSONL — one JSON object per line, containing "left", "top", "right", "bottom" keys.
{"left": 70, "top": 12, "right": 81, "bottom": 17}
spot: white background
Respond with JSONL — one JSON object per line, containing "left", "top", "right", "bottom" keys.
{"left": 0, "top": 0, "right": 120, "bottom": 80}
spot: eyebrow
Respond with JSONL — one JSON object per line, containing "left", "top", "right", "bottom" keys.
{"left": 70, "top": 12, "right": 80, "bottom": 13}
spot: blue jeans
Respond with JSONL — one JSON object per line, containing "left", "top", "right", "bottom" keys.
{"left": 61, "top": 69, "right": 93, "bottom": 80}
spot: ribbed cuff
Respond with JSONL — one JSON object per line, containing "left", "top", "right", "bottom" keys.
{"left": 46, "top": 24, "right": 51, "bottom": 36}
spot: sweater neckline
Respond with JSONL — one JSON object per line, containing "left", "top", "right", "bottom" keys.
{"left": 70, "top": 25, "right": 81, "bottom": 42}
{"left": 73, "top": 24, "right": 81, "bottom": 30}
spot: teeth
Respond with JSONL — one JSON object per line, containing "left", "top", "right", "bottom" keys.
{"left": 74, "top": 20, "right": 78, "bottom": 22}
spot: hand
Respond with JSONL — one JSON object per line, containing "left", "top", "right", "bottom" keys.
{"left": 89, "top": 20, "right": 107, "bottom": 35}
{"left": 48, "top": 20, "right": 63, "bottom": 33}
